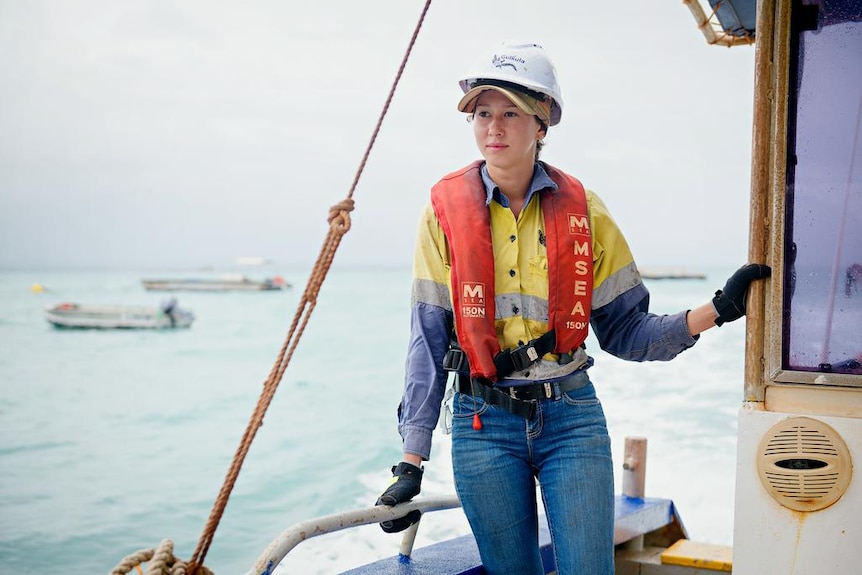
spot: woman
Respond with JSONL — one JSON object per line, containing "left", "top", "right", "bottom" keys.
{"left": 376, "top": 41, "right": 769, "bottom": 574}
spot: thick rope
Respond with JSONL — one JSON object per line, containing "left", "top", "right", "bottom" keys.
{"left": 110, "top": 539, "right": 215, "bottom": 575}
{"left": 180, "top": 2, "right": 433, "bottom": 574}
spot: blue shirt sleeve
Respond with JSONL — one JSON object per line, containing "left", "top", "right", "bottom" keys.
{"left": 590, "top": 282, "right": 699, "bottom": 361}
{"left": 398, "top": 301, "right": 453, "bottom": 460}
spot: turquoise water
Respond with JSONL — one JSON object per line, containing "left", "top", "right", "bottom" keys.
{"left": 1, "top": 266, "right": 746, "bottom": 574}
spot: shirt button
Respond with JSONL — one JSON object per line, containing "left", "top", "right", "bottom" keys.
{"left": 512, "top": 305, "right": 519, "bottom": 315}
{"left": 510, "top": 235, "right": 516, "bottom": 242}
{"left": 509, "top": 269, "right": 516, "bottom": 277}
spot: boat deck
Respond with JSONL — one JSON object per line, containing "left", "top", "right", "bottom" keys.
{"left": 338, "top": 496, "right": 685, "bottom": 575}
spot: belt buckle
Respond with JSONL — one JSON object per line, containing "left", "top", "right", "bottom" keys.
{"left": 544, "top": 382, "right": 552, "bottom": 399}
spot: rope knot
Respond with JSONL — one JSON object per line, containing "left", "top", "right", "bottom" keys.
{"left": 110, "top": 540, "right": 214, "bottom": 575}
{"left": 327, "top": 198, "right": 354, "bottom": 234}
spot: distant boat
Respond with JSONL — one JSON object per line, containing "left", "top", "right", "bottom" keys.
{"left": 44, "top": 300, "right": 194, "bottom": 329}
{"left": 235, "top": 256, "right": 272, "bottom": 267}
{"left": 141, "top": 275, "right": 290, "bottom": 292}
{"left": 638, "top": 267, "right": 707, "bottom": 280}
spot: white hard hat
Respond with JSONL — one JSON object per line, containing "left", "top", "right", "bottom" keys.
{"left": 458, "top": 42, "right": 564, "bottom": 126}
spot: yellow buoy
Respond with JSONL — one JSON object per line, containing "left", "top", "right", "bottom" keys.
{"left": 30, "top": 283, "right": 45, "bottom": 293}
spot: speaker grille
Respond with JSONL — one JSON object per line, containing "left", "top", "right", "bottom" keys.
{"left": 757, "top": 417, "right": 852, "bottom": 512}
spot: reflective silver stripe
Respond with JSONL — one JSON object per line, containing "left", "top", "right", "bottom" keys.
{"left": 592, "top": 261, "right": 641, "bottom": 309}
{"left": 412, "top": 278, "right": 452, "bottom": 311}
{"left": 495, "top": 292, "right": 548, "bottom": 321}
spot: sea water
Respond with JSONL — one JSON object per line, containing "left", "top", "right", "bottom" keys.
{"left": 1, "top": 266, "right": 748, "bottom": 574}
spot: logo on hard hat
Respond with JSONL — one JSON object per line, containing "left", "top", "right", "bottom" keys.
{"left": 492, "top": 54, "right": 525, "bottom": 71}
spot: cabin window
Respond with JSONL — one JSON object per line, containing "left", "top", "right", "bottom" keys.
{"left": 783, "top": 0, "right": 862, "bottom": 377}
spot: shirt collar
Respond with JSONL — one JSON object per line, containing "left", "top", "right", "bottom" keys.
{"left": 479, "top": 162, "right": 558, "bottom": 207}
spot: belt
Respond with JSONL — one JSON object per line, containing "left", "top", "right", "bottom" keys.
{"left": 457, "top": 371, "right": 590, "bottom": 419}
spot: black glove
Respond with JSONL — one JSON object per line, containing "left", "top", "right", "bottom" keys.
{"left": 375, "top": 461, "right": 423, "bottom": 533}
{"left": 712, "top": 264, "right": 771, "bottom": 326}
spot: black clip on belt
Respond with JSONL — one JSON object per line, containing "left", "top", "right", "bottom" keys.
{"left": 458, "top": 375, "right": 536, "bottom": 419}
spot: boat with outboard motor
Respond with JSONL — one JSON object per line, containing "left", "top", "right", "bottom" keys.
{"left": 44, "top": 298, "right": 194, "bottom": 329}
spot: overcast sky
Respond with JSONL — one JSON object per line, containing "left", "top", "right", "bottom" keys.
{"left": 0, "top": 1, "right": 756, "bottom": 271}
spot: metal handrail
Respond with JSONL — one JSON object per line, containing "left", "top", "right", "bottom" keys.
{"left": 247, "top": 495, "right": 462, "bottom": 575}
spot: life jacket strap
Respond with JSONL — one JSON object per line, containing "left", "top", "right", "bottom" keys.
{"left": 492, "top": 330, "right": 557, "bottom": 378}
{"left": 444, "top": 329, "right": 558, "bottom": 379}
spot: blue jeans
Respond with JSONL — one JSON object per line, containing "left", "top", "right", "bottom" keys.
{"left": 451, "top": 381, "right": 614, "bottom": 575}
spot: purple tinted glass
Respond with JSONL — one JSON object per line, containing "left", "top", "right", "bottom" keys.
{"left": 784, "top": 0, "right": 862, "bottom": 375}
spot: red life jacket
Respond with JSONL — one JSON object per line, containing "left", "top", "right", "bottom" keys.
{"left": 431, "top": 160, "right": 594, "bottom": 380}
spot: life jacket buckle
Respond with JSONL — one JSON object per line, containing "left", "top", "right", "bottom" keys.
{"left": 443, "top": 348, "right": 469, "bottom": 372}
{"left": 509, "top": 344, "right": 540, "bottom": 371}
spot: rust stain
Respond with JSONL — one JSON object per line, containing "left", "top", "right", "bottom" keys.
{"left": 788, "top": 509, "right": 807, "bottom": 572}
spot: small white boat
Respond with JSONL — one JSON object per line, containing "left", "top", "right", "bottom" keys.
{"left": 638, "top": 267, "right": 707, "bottom": 280}
{"left": 44, "top": 300, "right": 194, "bottom": 329}
{"left": 234, "top": 256, "right": 272, "bottom": 267}
{"left": 141, "top": 274, "right": 289, "bottom": 292}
